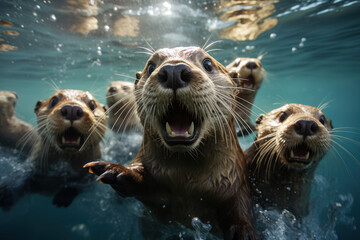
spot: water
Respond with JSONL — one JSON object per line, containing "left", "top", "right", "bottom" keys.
{"left": 1, "top": 0, "right": 360, "bottom": 239}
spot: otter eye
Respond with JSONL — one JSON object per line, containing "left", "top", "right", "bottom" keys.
{"left": 49, "top": 96, "right": 58, "bottom": 108}
{"left": 147, "top": 63, "right": 155, "bottom": 75}
{"left": 88, "top": 100, "right": 96, "bottom": 111}
{"left": 319, "top": 115, "right": 326, "bottom": 125}
{"left": 202, "top": 59, "right": 214, "bottom": 73}
{"left": 279, "top": 112, "right": 288, "bottom": 122}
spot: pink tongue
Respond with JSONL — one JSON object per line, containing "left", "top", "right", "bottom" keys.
{"left": 166, "top": 102, "right": 192, "bottom": 134}
{"left": 293, "top": 145, "right": 308, "bottom": 157}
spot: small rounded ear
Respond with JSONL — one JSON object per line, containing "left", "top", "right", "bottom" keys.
{"left": 34, "top": 100, "right": 43, "bottom": 114}
{"left": 11, "top": 91, "right": 18, "bottom": 99}
{"left": 329, "top": 119, "right": 334, "bottom": 129}
{"left": 255, "top": 114, "right": 265, "bottom": 125}
{"left": 135, "top": 71, "right": 141, "bottom": 85}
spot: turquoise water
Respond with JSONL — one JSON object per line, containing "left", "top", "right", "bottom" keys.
{"left": 1, "top": 0, "right": 360, "bottom": 239}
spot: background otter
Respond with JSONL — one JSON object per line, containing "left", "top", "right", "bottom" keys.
{"left": 0, "top": 89, "right": 107, "bottom": 210}
{"left": 106, "top": 81, "right": 141, "bottom": 133}
{"left": 226, "top": 57, "right": 266, "bottom": 136}
{"left": 0, "top": 91, "right": 34, "bottom": 154}
{"left": 245, "top": 104, "right": 333, "bottom": 218}
{"left": 85, "top": 47, "right": 258, "bottom": 240}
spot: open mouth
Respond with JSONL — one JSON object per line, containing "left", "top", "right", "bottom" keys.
{"left": 57, "top": 127, "right": 84, "bottom": 150}
{"left": 241, "top": 74, "right": 254, "bottom": 89}
{"left": 285, "top": 143, "right": 313, "bottom": 165}
{"left": 161, "top": 100, "right": 200, "bottom": 146}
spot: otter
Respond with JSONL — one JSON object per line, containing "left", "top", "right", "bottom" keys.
{"left": 106, "top": 81, "right": 141, "bottom": 133}
{"left": 226, "top": 57, "right": 266, "bottom": 136}
{"left": 0, "top": 91, "right": 34, "bottom": 154}
{"left": 85, "top": 47, "right": 258, "bottom": 239}
{"left": 0, "top": 89, "right": 107, "bottom": 210}
{"left": 245, "top": 104, "right": 333, "bottom": 218}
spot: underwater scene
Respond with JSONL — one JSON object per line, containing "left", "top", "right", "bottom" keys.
{"left": 0, "top": 0, "right": 360, "bottom": 239}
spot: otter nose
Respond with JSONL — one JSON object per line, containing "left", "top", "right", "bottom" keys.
{"left": 158, "top": 63, "right": 191, "bottom": 92}
{"left": 294, "top": 120, "right": 318, "bottom": 137}
{"left": 108, "top": 87, "right": 117, "bottom": 94}
{"left": 61, "top": 105, "right": 84, "bottom": 121}
{"left": 245, "top": 61, "right": 258, "bottom": 70}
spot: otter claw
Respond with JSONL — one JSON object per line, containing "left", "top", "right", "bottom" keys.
{"left": 96, "top": 170, "right": 117, "bottom": 184}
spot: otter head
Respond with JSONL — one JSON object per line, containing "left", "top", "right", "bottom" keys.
{"left": 134, "top": 47, "right": 238, "bottom": 152}
{"left": 226, "top": 57, "right": 265, "bottom": 91}
{"left": 34, "top": 89, "right": 107, "bottom": 153}
{"left": 0, "top": 91, "right": 18, "bottom": 122}
{"left": 106, "top": 81, "right": 135, "bottom": 108}
{"left": 255, "top": 104, "right": 333, "bottom": 170}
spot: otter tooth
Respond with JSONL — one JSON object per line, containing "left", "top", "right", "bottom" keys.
{"left": 188, "top": 122, "right": 194, "bottom": 135}
{"left": 171, "top": 131, "right": 176, "bottom": 137}
{"left": 76, "top": 137, "right": 81, "bottom": 145}
{"left": 166, "top": 122, "right": 172, "bottom": 135}
{"left": 290, "top": 150, "right": 294, "bottom": 158}
{"left": 305, "top": 151, "right": 310, "bottom": 160}
{"left": 62, "top": 136, "right": 66, "bottom": 144}
{"left": 184, "top": 131, "right": 189, "bottom": 138}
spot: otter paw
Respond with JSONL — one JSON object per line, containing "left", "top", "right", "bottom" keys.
{"left": 52, "top": 187, "right": 79, "bottom": 207}
{"left": 84, "top": 161, "right": 129, "bottom": 184}
{"left": 224, "top": 225, "right": 259, "bottom": 240}
{"left": 0, "top": 184, "right": 14, "bottom": 211}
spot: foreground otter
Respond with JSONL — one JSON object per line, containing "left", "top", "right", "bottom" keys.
{"left": 226, "top": 57, "right": 265, "bottom": 136}
{"left": 245, "top": 104, "right": 333, "bottom": 218}
{"left": 0, "top": 89, "right": 107, "bottom": 210}
{"left": 85, "top": 47, "right": 258, "bottom": 239}
{"left": 106, "top": 81, "right": 141, "bottom": 132}
{"left": 0, "top": 91, "right": 34, "bottom": 153}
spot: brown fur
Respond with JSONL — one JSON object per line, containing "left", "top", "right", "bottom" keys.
{"left": 245, "top": 104, "right": 333, "bottom": 218}
{"left": 106, "top": 81, "right": 141, "bottom": 132}
{"left": 226, "top": 57, "right": 265, "bottom": 135}
{"left": 0, "top": 89, "right": 107, "bottom": 210}
{"left": 0, "top": 91, "right": 34, "bottom": 153}
{"left": 85, "top": 47, "right": 258, "bottom": 239}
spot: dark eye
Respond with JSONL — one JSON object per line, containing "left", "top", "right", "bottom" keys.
{"left": 202, "top": 59, "right": 214, "bottom": 73}
{"left": 147, "top": 63, "right": 155, "bottom": 75}
{"left": 49, "top": 96, "right": 58, "bottom": 108}
{"left": 279, "top": 112, "right": 287, "bottom": 122}
{"left": 88, "top": 100, "right": 96, "bottom": 111}
{"left": 319, "top": 115, "right": 325, "bottom": 125}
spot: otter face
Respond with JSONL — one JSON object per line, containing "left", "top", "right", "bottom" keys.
{"left": 135, "top": 47, "right": 237, "bottom": 152}
{"left": 227, "top": 57, "right": 265, "bottom": 90}
{"left": 255, "top": 104, "right": 333, "bottom": 170}
{"left": 0, "top": 91, "right": 18, "bottom": 120}
{"left": 106, "top": 81, "right": 135, "bottom": 108}
{"left": 34, "top": 90, "right": 107, "bottom": 153}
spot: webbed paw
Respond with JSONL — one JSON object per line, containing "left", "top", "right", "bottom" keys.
{"left": 52, "top": 187, "right": 79, "bottom": 207}
{"left": 84, "top": 161, "right": 144, "bottom": 197}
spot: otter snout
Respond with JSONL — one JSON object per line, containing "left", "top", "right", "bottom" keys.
{"left": 294, "top": 120, "right": 319, "bottom": 137}
{"left": 158, "top": 63, "right": 191, "bottom": 91}
{"left": 61, "top": 105, "right": 84, "bottom": 122}
{"left": 245, "top": 61, "right": 258, "bottom": 70}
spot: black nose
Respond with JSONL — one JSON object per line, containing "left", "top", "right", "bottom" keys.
{"left": 294, "top": 120, "right": 318, "bottom": 137}
{"left": 108, "top": 87, "right": 117, "bottom": 94}
{"left": 158, "top": 63, "right": 191, "bottom": 92}
{"left": 61, "top": 105, "right": 84, "bottom": 121}
{"left": 245, "top": 61, "right": 258, "bottom": 70}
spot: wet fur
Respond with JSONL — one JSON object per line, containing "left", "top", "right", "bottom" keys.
{"left": 245, "top": 104, "right": 333, "bottom": 218}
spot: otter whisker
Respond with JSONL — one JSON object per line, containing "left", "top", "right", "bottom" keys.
{"left": 204, "top": 40, "right": 223, "bottom": 50}
{"left": 115, "top": 73, "right": 138, "bottom": 80}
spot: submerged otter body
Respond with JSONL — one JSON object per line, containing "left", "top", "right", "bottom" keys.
{"left": 0, "top": 89, "right": 107, "bottom": 210}
{"left": 226, "top": 57, "right": 265, "bottom": 136}
{"left": 0, "top": 91, "right": 34, "bottom": 153}
{"left": 245, "top": 104, "right": 333, "bottom": 218}
{"left": 106, "top": 81, "right": 141, "bottom": 132}
{"left": 86, "top": 47, "right": 258, "bottom": 239}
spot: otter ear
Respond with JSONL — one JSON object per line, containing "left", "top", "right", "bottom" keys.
{"left": 255, "top": 114, "right": 265, "bottom": 126}
{"left": 34, "top": 100, "right": 43, "bottom": 114}
{"left": 328, "top": 119, "right": 334, "bottom": 129}
{"left": 135, "top": 71, "right": 141, "bottom": 85}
